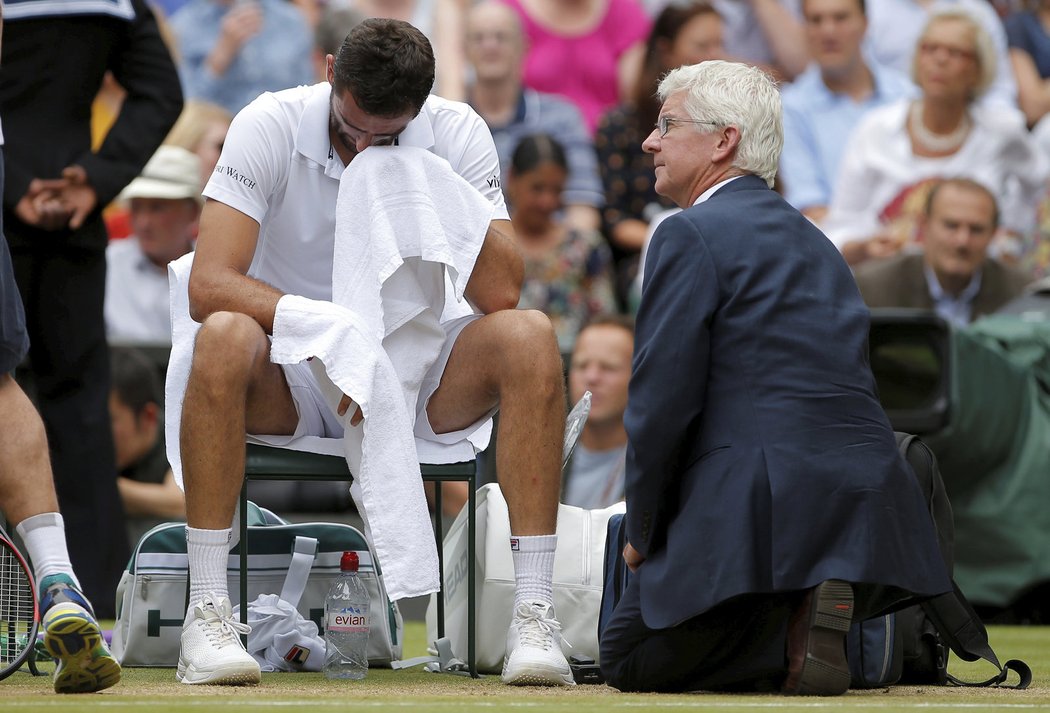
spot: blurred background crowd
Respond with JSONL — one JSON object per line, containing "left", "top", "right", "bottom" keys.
{"left": 3, "top": 0, "right": 1050, "bottom": 624}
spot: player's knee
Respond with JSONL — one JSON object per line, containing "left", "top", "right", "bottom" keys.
{"left": 192, "top": 312, "right": 267, "bottom": 377}
{"left": 501, "top": 309, "right": 559, "bottom": 361}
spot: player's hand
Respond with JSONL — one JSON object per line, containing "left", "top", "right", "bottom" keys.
{"left": 337, "top": 394, "right": 364, "bottom": 426}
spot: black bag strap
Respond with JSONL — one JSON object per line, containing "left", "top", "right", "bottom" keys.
{"left": 921, "top": 583, "right": 1032, "bottom": 689}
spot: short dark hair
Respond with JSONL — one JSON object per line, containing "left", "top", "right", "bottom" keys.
{"left": 333, "top": 18, "right": 435, "bottom": 118}
{"left": 924, "top": 177, "right": 999, "bottom": 229}
{"left": 510, "top": 134, "right": 568, "bottom": 175}
{"left": 110, "top": 346, "right": 163, "bottom": 415}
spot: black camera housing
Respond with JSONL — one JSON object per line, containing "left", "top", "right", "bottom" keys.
{"left": 569, "top": 654, "right": 604, "bottom": 685}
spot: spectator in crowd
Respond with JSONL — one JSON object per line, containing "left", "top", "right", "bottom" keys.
{"left": 509, "top": 134, "right": 617, "bottom": 355}
{"left": 599, "top": 59, "right": 951, "bottom": 695}
{"left": 1, "top": 0, "right": 183, "bottom": 618}
{"left": 164, "top": 100, "right": 234, "bottom": 187}
{"left": 1005, "top": 0, "right": 1050, "bottom": 126}
{"left": 596, "top": 1, "right": 726, "bottom": 306}
{"left": 865, "top": 0, "right": 1020, "bottom": 110}
{"left": 105, "top": 146, "right": 201, "bottom": 344}
{"left": 170, "top": 0, "right": 314, "bottom": 115}
{"left": 780, "top": 0, "right": 914, "bottom": 221}
{"left": 500, "top": 0, "right": 651, "bottom": 134}
{"left": 823, "top": 8, "right": 1045, "bottom": 267}
{"left": 110, "top": 346, "right": 184, "bottom": 545}
{"left": 561, "top": 315, "right": 632, "bottom": 509}
{"left": 854, "top": 178, "right": 1031, "bottom": 325}
{"left": 465, "top": 1, "right": 603, "bottom": 232}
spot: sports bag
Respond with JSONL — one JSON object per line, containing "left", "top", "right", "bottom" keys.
{"left": 847, "top": 433, "right": 1031, "bottom": 689}
{"left": 112, "top": 507, "right": 403, "bottom": 667}
{"left": 425, "top": 483, "right": 625, "bottom": 673}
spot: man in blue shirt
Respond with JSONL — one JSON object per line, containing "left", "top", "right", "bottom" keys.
{"left": 171, "top": 0, "right": 314, "bottom": 115}
{"left": 780, "top": 0, "right": 913, "bottom": 221}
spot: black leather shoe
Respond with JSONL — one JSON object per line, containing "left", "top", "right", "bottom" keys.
{"left": 782, "top": 579, "right": 853, "bottom": 696}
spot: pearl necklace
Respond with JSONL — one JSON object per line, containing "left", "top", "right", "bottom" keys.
{"left": 908, "top": 101, "right": 971, "bottom": 153}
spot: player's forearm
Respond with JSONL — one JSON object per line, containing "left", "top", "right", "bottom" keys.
{"left": 187, "top": 265, "right": 285, "bottom": 334}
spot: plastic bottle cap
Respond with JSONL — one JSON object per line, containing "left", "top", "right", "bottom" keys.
{"left": 340, "top": 551, "right": 360, "bottom": 572}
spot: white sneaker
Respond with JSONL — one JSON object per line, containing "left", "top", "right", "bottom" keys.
{"left": 501, "top": 600, "right": 575, "bottom": 686}
{"left": 177, "top": 594, "right": 261, "bottom": 685}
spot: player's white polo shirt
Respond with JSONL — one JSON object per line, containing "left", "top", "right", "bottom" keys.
{"left": 202, "top": 82, "right": 509, "bottom": 302}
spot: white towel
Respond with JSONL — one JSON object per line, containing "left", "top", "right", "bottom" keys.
{"left": 270, "top": 147, "right": 494, "bottom": 600}
{"left": 333, "top": 146, "right": 493, "bottom": 321}
{"left": 269, "top": 294, "right": 437, "bottom": 600}
{"left": 165, "top": 252, "right": 199, "bottom": 490}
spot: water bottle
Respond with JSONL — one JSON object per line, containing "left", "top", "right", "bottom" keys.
{"left": 323, "top": 551, "right": 370, "bottom": 680}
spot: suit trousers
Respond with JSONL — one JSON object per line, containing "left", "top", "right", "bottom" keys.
{"left": 10, "top": 238, "right": 128, "bottom": 618}
{"left": 600, "top": 573, "right": 795, "bottom": 693}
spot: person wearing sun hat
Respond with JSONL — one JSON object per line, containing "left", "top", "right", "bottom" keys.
{"left": 105, "top": 146, "right": 202, "bottom": 344}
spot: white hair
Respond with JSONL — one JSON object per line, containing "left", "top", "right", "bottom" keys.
{"left": 657, "top": 60, "right": 782, "bottom": 188}
{"left": 911, "top": 8, "right": 997, "bottom": 100}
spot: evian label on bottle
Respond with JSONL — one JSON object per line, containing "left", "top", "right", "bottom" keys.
{"left": 327, "top": 607, "right": 368, "bottom": 633}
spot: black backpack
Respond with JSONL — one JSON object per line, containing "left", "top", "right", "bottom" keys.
{"left": 846, "top": 433, "right": 1032, "bottom": 689}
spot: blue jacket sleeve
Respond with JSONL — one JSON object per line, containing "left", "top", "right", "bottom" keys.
{"left": 623, "top": 214, "right": 717, "bottom": 557}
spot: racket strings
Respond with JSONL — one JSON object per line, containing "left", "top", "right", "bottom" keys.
{"left": 1, "top": 544, "right": 36, "bottom": 666}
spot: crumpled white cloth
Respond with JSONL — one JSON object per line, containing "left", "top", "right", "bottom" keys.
{"left": 234, "top": 594, "right": 327, "bottom": 673}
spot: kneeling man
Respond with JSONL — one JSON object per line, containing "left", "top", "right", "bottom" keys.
{"left": 599, "top": 60, "right": 952, "bottom": 695}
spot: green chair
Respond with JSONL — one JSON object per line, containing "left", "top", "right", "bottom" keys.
{"left": 238, "top": 442, "right": 478, "bottom": 677}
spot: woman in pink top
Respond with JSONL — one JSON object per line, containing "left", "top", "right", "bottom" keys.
{"left": 501, "top": 0, "right": 651, "bottom": 133}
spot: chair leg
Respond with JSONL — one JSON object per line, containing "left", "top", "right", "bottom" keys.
{"left": 467, "top": 474, "right": 477, "bottom": 678}
{"left": 435, "top": 484, "right": 445, "bottom": 640}
{"left": 239, "top": 481, "right": 249, "bottom": 646}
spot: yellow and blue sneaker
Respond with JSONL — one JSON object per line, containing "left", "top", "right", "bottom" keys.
{"left": 39, "top": 574, "right": 121, "bottom": 693}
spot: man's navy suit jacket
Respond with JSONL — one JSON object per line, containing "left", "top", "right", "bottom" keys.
{"left": 624, "top": 175, "right": 951, "bottom": 630}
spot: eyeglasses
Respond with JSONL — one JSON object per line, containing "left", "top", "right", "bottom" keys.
{"left": 917, "top": 41, "right": 976, "bottom": 62}
{"left": 655, "top": 116, "right": 718, "bottom": 138}
{"left": 330, "top": 95, "right": 405, "bottom": 147}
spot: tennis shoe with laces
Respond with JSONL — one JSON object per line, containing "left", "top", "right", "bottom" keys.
{"left": 39, "top": 574, "right": 121, "bottom": 694}
{"left": 177, "top": 594, "right": 260, "bottom": 685}
{"left": 501, "top": 600, "right": 574, "bottom": 686}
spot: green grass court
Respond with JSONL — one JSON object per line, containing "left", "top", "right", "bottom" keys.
{"left": 2, "top": 622, "right": 1047, "bottom": 712}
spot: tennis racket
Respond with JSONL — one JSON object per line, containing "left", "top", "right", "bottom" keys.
{"left": 0, "top": 524, "right": 38, "bottom": 682}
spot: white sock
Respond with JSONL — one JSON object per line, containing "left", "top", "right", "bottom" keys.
{"left": 186, "top": 526, "right": 231, "bottom": 613}
{"left": 15, "top": 512, "right": 80, "bottom": 587}
{"left": 511, "top": 534, "right": 557, "bottom": 609}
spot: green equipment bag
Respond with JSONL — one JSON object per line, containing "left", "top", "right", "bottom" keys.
{"left": 112, "top": 505, "right": 403, "bottom": 667}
